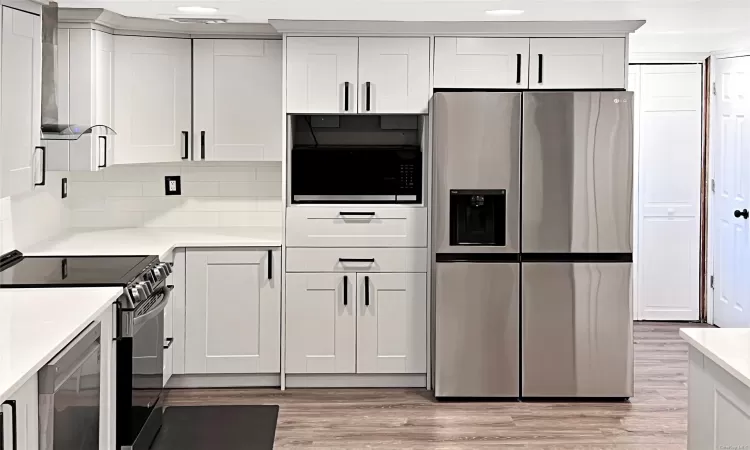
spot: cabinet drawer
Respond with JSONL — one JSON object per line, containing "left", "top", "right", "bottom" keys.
{"left": 286, "top": 248, "right": 428, "bottom": 273}
{"left": 286, "top": 207, "right": 428, "bottom": 247}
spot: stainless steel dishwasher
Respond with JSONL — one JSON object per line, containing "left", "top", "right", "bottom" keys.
{"left": 38, "top": 322, "right": 101, "bottom": 450}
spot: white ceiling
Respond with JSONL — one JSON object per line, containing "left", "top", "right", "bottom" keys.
{"left": 56, "top": 0, "right": 750, "bottom": 54}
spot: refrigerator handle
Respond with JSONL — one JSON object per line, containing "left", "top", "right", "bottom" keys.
{"left": 538, "top": 54, "right": 543, "bottom": 84}
{"left": 516, "top": 54, "right": 522, "bottom": 84}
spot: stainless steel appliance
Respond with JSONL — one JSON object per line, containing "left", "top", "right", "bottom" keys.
{"left": 39, "top": 322, "right": 102, "bottom": 450}
{"left": 433, "top": 91, "right": 634, "bottom": 399}
{"left": 291, "top": 146, "right": 422, "bottom": 204}
{"left": 0, "top": 251, "right": 173, "bottom": 449}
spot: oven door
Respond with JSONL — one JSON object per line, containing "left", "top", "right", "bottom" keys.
{"left": 118, "top": 284, "right": 172, "bottom": 450}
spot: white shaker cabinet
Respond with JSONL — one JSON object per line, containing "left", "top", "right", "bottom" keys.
{"left": 113, "top": 36, "right": 191, "bottom": 164}
{"left": 356, "top": 273, "right": 427, "bottom": 374}
{"left": 1, "top": 6, "right": 42, "bottom": 198}
{"left": 47, "top": 29, "right": 114, "bottom": 171}
{"left": 529, "top": 38, "right": 626, "bottom": 89}
{"left": 285, "top": 272, "right": 356, "bottom": 374}
{"left": 357, "top": 37, "right": 430, "bottom": 114}
{"left": 433, "top": 37, "right": 530, "bottom": 89}
{"left": 193, "top": 39, "right": 282, "bottom": 161}
{"left": 185, "top": 248, "right": 280, "bottom": 374}
{"left": 286, "top": 37, "right": 358, "bottom": 114}
{"left": 1, "top": 373, "right": 39, "bottom": 450}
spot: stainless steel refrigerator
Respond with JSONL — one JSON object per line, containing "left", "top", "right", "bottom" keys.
{"left": 433, "top": 91, "right": 634, "bottom": 399}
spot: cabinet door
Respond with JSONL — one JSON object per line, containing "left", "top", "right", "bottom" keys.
{"left": 529, "top": 38, "right": 626, "bottom": 89}
{"left": 286, "top": 273, "right": 356, "bottom": 373}
{"left": 113, "top": 36, "right": 191, "bottom": 164}
{"left": 194, "top": 39, "right": 282, "bottom": 162}
{"left": 358, "top": 37, "right": 430, "bottom": 114}
{"left": 163, "top": 289, "right": 173, "bottom": 386}
{"left": 286, "top": 37, "right": 358, "bottom": 114}
{"left": 2, "top": 374, "right": 39, "bottom": 450}
{"left": 185, "top": 249, "right": 280, "bottom": 374}
{"left": 356, "top": 273, "right": 426, "bottom": 373}
{"left": 434, "top": 37, "right": 530, "bottom": 89}
{"left": 1, "top": 7, "right": 41, "bottom": 198}
{"left": 95, "top": 30, "right": 114, "bottom": 170}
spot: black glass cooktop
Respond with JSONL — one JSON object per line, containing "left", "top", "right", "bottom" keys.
{"left": 0, "top": 251, "right": 158, "bottom": 288}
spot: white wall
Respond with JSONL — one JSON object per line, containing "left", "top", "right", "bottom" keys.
{"left": 65, "top": 162, "right": 282, "bottom": 228}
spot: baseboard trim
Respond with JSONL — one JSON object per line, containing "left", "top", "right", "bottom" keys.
{"left": 285, "top": 373, "right": 427, "bottom": 388}
{"left": 167, "top": 374, "right": 281, "bottom": 388}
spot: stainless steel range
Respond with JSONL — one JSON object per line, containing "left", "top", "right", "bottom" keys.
{"left": 0, "top": 251, "right": 173, "bottom": 450}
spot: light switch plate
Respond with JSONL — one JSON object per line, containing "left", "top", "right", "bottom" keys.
{"left": 165, "top": 175, "right": 181, "bottom": 195}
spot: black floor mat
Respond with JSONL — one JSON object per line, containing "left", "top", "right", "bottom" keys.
{"left": 150, "top": 405, "right": 279, "bottom": 450}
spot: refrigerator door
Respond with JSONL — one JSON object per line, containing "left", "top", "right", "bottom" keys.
{"left": 522, "top": 91, "right": 634, "bottom": 253}
{"left": 521, "top": 262, "right": 633, "bottom": 397}
{"left": 433, "top": 92, "right": 521, "bottom": 254}
{"left": 434, "top": 262, "right": 519, "bottom": 397}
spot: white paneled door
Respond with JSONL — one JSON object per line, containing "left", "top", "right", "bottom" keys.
{"left": 357, "top": 37, "right": 430, "bottom": 113}
{"left": 630, "top": 64, "right": 703, "bottom": 321}
{"left": 113, "top": 36, "right": 191, "bottom": 164}
{"left": 286, "top": 37, "right": 358, "bottom": 114}
{"left": 714, "top": 56, "right": 750, "bottom": 328}
{"left": 193, "top": 39, "right": 282, "bottom": 161}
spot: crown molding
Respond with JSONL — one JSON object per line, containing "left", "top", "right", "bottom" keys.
{"left": 268, "top": 19, "right": 646, "bottom": 37}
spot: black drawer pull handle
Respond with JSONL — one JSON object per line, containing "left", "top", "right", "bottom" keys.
{"left": 339, "top": 211, "right": 375, "bottom": 216}
{"left": 267, "top": 250, "right": 273, "bottom": 280}
{"left": 181, "top": 131, "right": 189, "bottom": 160}
{"left": 98, "top": 136, "right": 107, "bottom": 168}
{"left": 200, "top": 131, "right": 206, "bottom": 160}
{"left": 516, "top": 54, "right": 522, "bottom": 84}
{"left": 2, "top": 400, "right": 18, "bottom": 450}
{"left": 344, "top": 81, "right": 349, "bottom": 112}
{"left": 538, "top": 54, "right": 543, "bottom": 84}
{"left": 366, "top": 81, "right": 371, "bottom": 112}
{"left": 343, "top": 275, "right": 348, "bottom": 306}
{"left": 163, "top": 337, "right": 174, "bottom": 349}
{"left": 34, "top": 146, "right": 46, "bottom": 186}
{"left": 339, "top": 258, "right": 375, "bottom": 263}
{"left": 364, "top": 275, "right": 370, "bottom": 306}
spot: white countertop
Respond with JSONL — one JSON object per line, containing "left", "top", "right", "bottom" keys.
{"left": 0, "top": 287, "right": 122, "bottom": 403}
{"left": 23, "top": 227, "right": 282, "bottom": 260}
{"left": 680, "top": 327, "right": 750, "bottom": 389}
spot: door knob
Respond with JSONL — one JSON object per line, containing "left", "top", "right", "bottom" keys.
{"left": 734, "top": 209, "right": 749, "bottom": 219}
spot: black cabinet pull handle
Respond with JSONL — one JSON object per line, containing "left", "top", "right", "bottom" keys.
{"left": 181, "top": 131, "right": 189, "bottom": 160}
{"left": 34, "top": 146, "right": 46, "bottom": 186}
{"left": 538, "top": 54, "right": 543, "bottom": 84}
{"left": 2, "top": 400, "right": 18, "bottom": 450}
{"left": 734, "top": 209, "right": 749, "bottom": 219}
{"left": 267, "top": 250, "right": 273, "bottom": 280}
{"left": 364, "top": 276, "right": 370, "bottom": 306}
{"left": 200, "top": 131, "right": 206, "bottom": 160}
{"left": 163, "top": 337, "right": 174, "bottom": 349}
{"left": 344, "top": 81, "right": 349, "bottom": 112}
{"left": 343, "top": 275, "right": 348, "bottom": 306}
{"left": 339, "top": 258, "right": 375, "bottom": 263}
{"left": 98, "top": 136, "right": 107, "bottom": 168}
{"left": 516, "top": 54, "right": 522, "bottom": 84}
{"left": 366, "top": 81, "right": 371, "bottom": 112}
{"left": 339, "top": 211, "right": 375, "bottom": 216}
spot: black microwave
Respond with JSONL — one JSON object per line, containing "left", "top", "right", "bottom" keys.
{"left": 292, "top": 146, "right": 422, "bottom": 204}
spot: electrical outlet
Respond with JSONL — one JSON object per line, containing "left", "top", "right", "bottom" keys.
{"left": 164, "top": 175, "right": 181, "bottom": 195}
{"left": 61, "top": 178, "right": 67, "bottom": 198}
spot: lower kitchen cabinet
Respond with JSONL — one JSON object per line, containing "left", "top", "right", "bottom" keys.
{"left": 1, "top": 373, "right": 38, "bottom": 450}
{"left": 184, "top": 248, "right": 281, "bottom": 374}
{"left": 285, "top": 272, "right": 426, "bottom": 374}
{"left": 285, "top": 273, "right": 357, "bottom": 374}
{"left": 357, "top": 273, "right": 427, "bottom": 373}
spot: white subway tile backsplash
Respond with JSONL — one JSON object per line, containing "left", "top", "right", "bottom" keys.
{"left": 142, "top": 182, "right": 164, "bottom": 197}
{"left": 182, "top": 182, "right": 220, "bottom": 197}
{"left": 103, "top": 165, "right": 180, "bottom": 182}
{"left": 218, "top": 211, "right": 281, "bottom": 227}
{"left": 179, "top": 197, "right": 257, "bottom": 212}
{"left": 144, "top": 211, "right": 219, "bottom": 228}
{"left": 256, "top": 166, "right": 282, "bottom": 181}
{"left": 220, "top": 181, "right": 281, "bottom": 197}
{"left": 256, "top": 197, "right": 282, "bottom": 211}
{"left": 71, "top": 210, "right": 144, "bottom": 228}
{"left": 181, "top": 166, "right": 256, "bottom": 182}
{"left": 67, "top": 196, "right": 107, "bottom": 211}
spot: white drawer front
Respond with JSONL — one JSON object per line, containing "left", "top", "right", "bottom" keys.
{"left": 286, "top": 248, "right": 428, "bottom": 273}
{"left": 286, "top": 207, "right": 428, "bottom": 248}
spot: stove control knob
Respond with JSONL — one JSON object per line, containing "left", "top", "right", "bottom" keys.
{"left": 144, "top": 270, "right": 157, "bottom": 284}
{"left": 151, "top": 266, "right": 165, "bottom": 282}
{"left": 137, "top": 281, "right": 153, "bottom": 297}
{"left": 159, "top": 262, "right": 173, "bottom": 277}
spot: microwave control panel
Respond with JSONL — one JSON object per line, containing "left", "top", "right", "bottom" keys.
{"left": 400, "top": 163, "right": 416, "bottom": 190}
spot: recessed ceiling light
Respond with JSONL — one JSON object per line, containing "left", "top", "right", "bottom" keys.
{"left": 485, "top": 9, "right": 524, "bottom": 16}
{"left": 177, "top": 6, "right": 218, "bottom": 14}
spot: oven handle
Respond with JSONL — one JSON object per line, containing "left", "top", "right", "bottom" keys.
{"left": 1, "top": 400, "right": 17, "bottom": 450}
{"left": 133, "top": 285, "right": 173, "bottom": 329}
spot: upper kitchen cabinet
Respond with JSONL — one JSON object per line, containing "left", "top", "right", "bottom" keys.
{"left": 433, "top": 37, "right": 530, "bottom": 89}
{"left": 193, "top": 39, "right": 282, "bottom": 161}
{"left": 114, "top": 35, "right": 191, "bottom": 164}
{"left": 47, "top": 29, "right": 114, "bottom": 172}
{"left": 286, "top": 37, "right": 358, "bottom": 114}
{"left": 529, "top": 38, "right": 626, "bottom": 89}
{"left": 1, "top": 6, "right": 42, "bottom": 198}
{"left": 358, "top": 37, "right": 430, "bottom": 114}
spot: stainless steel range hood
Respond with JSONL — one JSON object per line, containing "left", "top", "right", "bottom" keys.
{"left": 41, "top": 2, "right": 116, "bottom": 141}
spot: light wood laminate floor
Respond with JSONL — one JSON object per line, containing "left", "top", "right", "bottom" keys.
{"left": 163, "top": 322, "right": 708, "bottom": 449}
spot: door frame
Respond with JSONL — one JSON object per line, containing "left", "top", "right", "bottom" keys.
{"left": 628, "top": 61, "right": 706, "bottom": 322}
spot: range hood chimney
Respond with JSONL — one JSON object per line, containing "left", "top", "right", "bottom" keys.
{"left": 41, "top": 2, "right": 116, "bottom": 141}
